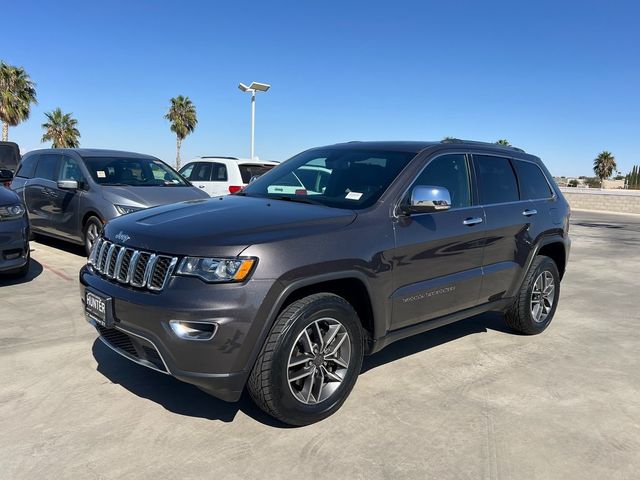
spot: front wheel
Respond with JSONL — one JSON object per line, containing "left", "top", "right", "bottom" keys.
{"left": 83, "top": 216, "right": 103, "bottom": 256}
{"left": 505, "top": 255, "right": 560, "bottom": 335}
{"left": 247, "top": 293, "right": 364, "bottom": 426}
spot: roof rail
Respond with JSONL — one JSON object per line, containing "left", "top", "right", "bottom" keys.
{"left": 200, "top": 156, "right": 240, "bottom": 160}
{"left": 440, "top": 138, "right": 525, "bottom": 153}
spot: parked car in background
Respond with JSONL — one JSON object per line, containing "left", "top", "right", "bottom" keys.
{"left": 0, "top": 186, "right": 29, "bottom": 278}
{"left": 80, "top": 140, "right": 570, "bottom": 425}
{"left": 0, "top": 141, "right": 21, "bottom": 187}
{"left": 179, "top": 156, "right": 277, "bottom": 196}
{"left": 11, "top": 149, "right": 209, "bottom": 255}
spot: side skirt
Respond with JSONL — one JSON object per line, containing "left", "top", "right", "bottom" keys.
{"left": 367, "top": 298, "right": 512, "bottom": 354}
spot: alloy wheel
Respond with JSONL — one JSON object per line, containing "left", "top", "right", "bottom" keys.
{"left": 287, "top": 318, "right": 351, "bottom": 405}
{"left": 530, "top": 271, "right": 555, "bottom": 323}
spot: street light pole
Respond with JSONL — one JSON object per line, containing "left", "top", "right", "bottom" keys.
{"left": 238, "top": 82, "right": 270, "bottom": 160}
{"left": 250, "top": 90, "right": 256, "bottom": 160}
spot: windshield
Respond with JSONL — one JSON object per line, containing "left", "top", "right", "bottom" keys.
{"left": 240, "top": 148, "right": 416, "bottom": 209}
{"left": 83, "top": 157, "right": 188, "bottom": 187}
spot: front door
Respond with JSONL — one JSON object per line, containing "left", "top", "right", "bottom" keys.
{"left": 48, "top": 154, "right": 85, "bottom": 241}
{"left": 391, "top": 153, "right": 486, "bottom": 330}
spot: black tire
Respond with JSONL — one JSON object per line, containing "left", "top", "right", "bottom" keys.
{"left": 247, "top": 293, "right": 364, "bottom": 426}
{"left": 83, "top": 216, "right": 103, "bottom": 256}
{"left": 505, "top": 255, "right": 560, "bottom": 335}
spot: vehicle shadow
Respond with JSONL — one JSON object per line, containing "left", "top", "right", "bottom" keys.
{"left": 92, "top": 339, "right": 291, "bottom": 428}
{"left": 93, "top": 312, "right": 513, "bottom": 427}
{"left": 361, "top": 311, "right": 512, "bottom": 373}
{"left": 0, "top": 258, "right": 44, "bottom": 286}
{"left": 33, "top": 234, "right": 86, "bottom": 257}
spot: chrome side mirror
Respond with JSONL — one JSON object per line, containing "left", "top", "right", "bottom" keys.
{"left": 407, "top": 185, "right": 451, "bottom": 213}
{"left": 58, "top": 180, "right": 79, "bottom": 190}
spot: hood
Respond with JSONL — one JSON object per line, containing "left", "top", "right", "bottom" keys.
{"left": 100, "top": 185, "right": 209, "bottom": 208}
{"left": 103, "top": 195, "right": 357, "bottom": 256}
{"left": 0, "top": 187, "right": 21, "bottom": 206}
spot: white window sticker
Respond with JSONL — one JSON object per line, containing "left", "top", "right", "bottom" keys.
{"left": 97, "top": 170, "right": 106, "bottom": 178}
{"left": 345, "top": 191, "right": 363, "bottom": 200}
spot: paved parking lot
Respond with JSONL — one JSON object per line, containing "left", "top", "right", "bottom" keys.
{"left": 1, "top": 210, "right": 639, "bottom": 479}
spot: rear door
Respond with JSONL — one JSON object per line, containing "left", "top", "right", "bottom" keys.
{"left": 25, "top": 154, "right": 60, "bottom": 234}
{"left": 473, "top": 154, "right": 536, "bottom": 303}
{"left": 391, "top": 153, "right": 487, "bottom": 329}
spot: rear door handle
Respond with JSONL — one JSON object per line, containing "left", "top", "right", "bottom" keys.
{"left": 463, "top": 217, "right": 483, "bottom": 226}
{"left": 522, "top": 209, "right": 538, "bottom": 217}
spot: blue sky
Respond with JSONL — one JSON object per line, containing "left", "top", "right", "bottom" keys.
{"left": 4, "top": 0, "right": 639, "bottom": 176}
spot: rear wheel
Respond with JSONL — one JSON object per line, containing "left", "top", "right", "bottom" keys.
{"left": 83, "top": 216, "right": 103, "bottom": 256}
{"left": 247, "top": 293, "right": 364, "bottom": 426}
{"left": 505, "top": 255, "right": 560, "bottom": 334}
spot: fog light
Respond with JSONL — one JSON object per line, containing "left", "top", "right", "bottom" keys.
{"left": 169, "top": 320, "right": 218, "bottom": 341}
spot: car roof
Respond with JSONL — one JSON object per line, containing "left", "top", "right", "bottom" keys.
{"left": 321, "top": 140, "right": 530, "bottom": 156}
{"left": 24, "top": 148, "right": 158, "bottom": 160}
{"left": 191, "top": 157, "right": 278, "bottom": 165}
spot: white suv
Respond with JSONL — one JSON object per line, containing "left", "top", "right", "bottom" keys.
{"left": 179, "top": 157, "right": 278, "bottom": 197}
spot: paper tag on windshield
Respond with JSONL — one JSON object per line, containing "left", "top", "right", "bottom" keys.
{"left": 345, "top": 192, "right": 363, "bottom": 200}
{"left": 97, "top": 171, "right": 106, "bottom": 178}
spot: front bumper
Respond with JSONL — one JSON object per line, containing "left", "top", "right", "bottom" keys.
{"left": 80, "top": 266, "right": 275, "bottom": 402}
{"left": 0, "top": 218, "right": 29, "bottom": 272}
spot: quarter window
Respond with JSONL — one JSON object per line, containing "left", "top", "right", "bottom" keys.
{"left": 475, "top": 155, "right": 519, "bottom": 204}
{"left": 410, "top": 154, "right": 471, "bottom": 209}
{"left": 514, "top": 160, "right": 553, "bottom": 199}
{"left": 34, "top": 154, "right": 59, "bottom": 181}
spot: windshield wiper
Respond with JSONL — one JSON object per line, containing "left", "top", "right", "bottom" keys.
{"left": 269, "top": 195, "right": 324, "bottom": 206}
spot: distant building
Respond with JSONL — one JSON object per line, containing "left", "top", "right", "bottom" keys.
{"left": 602, "top": 179, "right": 625, "bottom": 189}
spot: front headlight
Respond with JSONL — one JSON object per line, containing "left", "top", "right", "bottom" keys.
{"left": 0, "top": 204, "right": 25, "bottom": 220}
{"left": 115, "top": 204, "right": 145, "bottom": 215}
{"left": 176, "top": 257, "right": 256, "bottom": 283}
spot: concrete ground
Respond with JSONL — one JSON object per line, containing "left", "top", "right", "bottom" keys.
{"left": 1, "top": 210, "right": 639, "bottom": 479}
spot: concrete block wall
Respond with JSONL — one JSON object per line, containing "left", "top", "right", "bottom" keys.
{"left": 559, "top": 188, "right": 640, "bottom": 214}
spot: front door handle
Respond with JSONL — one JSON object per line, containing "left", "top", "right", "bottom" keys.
{"left": 463, "top": 217, "right": 483, "bottom": 226}
{"left": 522, "top": 209, "right": 538, "bottom": 217}
{"left": 198, "top": 185, "right": 205, "bottom": 188}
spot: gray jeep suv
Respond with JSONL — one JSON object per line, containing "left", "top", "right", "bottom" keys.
{"left": 80, "top": 140, "right": 570, "bottom": 425}
{"left": 11, "top": 149, "right": 208, "bottom": 255}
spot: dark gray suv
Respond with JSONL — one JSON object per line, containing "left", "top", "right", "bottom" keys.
{"left": 11, "top": 149, "right": 209, "bottom": 255}
{"left": 80, "top": 140, "right": 570, "bottom": 425}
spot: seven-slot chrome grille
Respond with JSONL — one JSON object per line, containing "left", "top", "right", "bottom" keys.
{"left": 88, "top": 238, "right": 178, "bottom": 291}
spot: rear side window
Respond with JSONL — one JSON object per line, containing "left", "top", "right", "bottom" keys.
{"left": 211, "top": 163, "right": 228, "bottom": 181}
{"left": 16, "top": 155, "right": 38, "bottom": 178}
{"left": 34, "top": 154, "right": 59, "bottom": 181}
{"left": 239, "top": 164, "right": 273, "bottom": 183}
{"left": 514, "top": 160, "right": 553, "bottom": 199}
{"left": 475, "top": 155, "right": 519, "bottom": 204}
{"left": 191, "top": 162, "right": 213, "bottom": 182}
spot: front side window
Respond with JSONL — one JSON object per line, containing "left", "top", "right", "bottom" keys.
{"left": 34, "top": 154, "right": 59, "bottom": 181}
{"left": 408, "top": 154, "right": 471, "bottom": 209}
{"left": 514, "top": 160, "right": 553, "bottom": 199}
{"left": 475, "top": 155, "right": 519, "bottom": 204}
{"left": 191, "top": 163, "right": 213, "bottom": 182}
{"left": 241, "top": 148, "right": 416, "bottom": 209}
{"left": 83, "top": 157, "right": 187, "bottom": 187}
{"left": 58, "top": 156, "right": 84, "bottom": 182}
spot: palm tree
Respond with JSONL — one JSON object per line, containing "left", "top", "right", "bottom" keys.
{"left": 165, "top": 95, "right": 197, "bottom": 169}
{"left": 593, "top": 151, "right": 617, "bottom": 184}
{"left": 496, "top": 139, "right": 511, "bottom": 146}
{"left": 0, "top": 61, "right": 37, "bottom": 141}
{"left": 41, "top": 108, "right": 80, "bottom": 148}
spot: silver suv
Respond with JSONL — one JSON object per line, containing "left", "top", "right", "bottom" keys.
{"left": 11, "top": 149, "right": 208, "bottom": 254}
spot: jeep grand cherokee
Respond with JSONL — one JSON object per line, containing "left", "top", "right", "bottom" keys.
{"left": 80, "top": 140, "right": 570, "bottom": 425}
